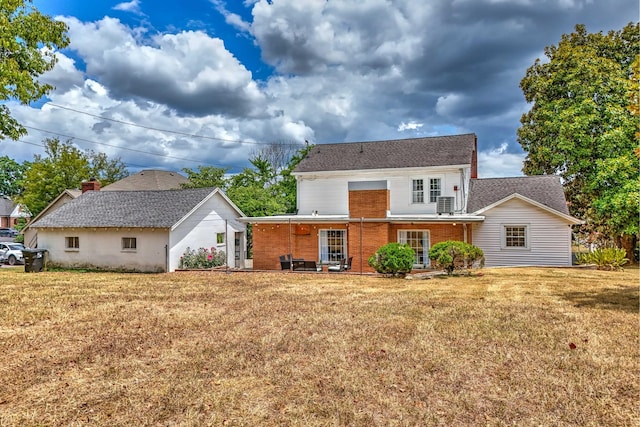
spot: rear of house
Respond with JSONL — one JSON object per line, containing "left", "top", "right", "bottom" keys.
{"left": 245, "top": 135, "right": 581, "bottom": 272}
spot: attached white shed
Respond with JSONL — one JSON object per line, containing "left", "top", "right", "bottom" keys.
{"left": 30, "top": 187, "right": 246, "bottom": 272}
{"left": 468, "top": 176, "right": 582, "bottom": 267}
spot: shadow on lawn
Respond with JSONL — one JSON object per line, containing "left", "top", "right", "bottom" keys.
{"left": 561, "top": 286, "right": 639, "bottom": 313}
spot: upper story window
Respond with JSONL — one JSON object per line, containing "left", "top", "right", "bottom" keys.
{"left": 65, "top": 236, "right": 79, "bottom": 250}
{"left": 122, "top": 237, "right": 137, "bottom": 251}
{"left": 429, "top": 178, "right": 441, "bottom": 203}
{"left": 412, "top": 179, "right": 424, "bottom": 203}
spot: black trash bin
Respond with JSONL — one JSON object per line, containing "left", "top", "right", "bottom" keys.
{"left": 22, "top": 249, "right": 48, "bottom": 272}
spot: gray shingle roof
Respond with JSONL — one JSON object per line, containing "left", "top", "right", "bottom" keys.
{"left": 0, "top": 198, "right": 15, "bottom": 216}
{"left": 467, "top": 175, "right": 570, "bottom": 215}
{"left": 102, "top": 170, "right": 189, "bottom": 191}
{"left": 294, "top": 134, "right": 477, "bottom": 173}
{"left": 31, "top": 188, "right": 216, "bottom": 228}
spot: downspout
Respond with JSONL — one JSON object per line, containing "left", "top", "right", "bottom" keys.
{"left": 225, "top": 219, "right": 229, "bottom": 274}
{"left": 288, "top": 218, "right": 292, "bottom": 271}
{"left": 360, "top": 217, "right": 363, "bottom": 275}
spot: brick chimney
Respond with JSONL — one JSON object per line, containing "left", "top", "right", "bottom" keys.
{"left": 82, "top": 178, "right": 101, "bottom": 193}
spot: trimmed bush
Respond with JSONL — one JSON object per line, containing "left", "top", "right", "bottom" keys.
{"left": 576, "top": 247, "right": 629, "bottom": 271}
{"left": 368, "top": 243, "right": 415, "bottom": 277}
{"left": 428, "top": 240, "right": 484, "bottom": 275}
{"left": 179, "top": 247, "right": 226, "bottom": 269}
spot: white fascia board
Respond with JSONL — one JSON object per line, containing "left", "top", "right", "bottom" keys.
{"left": 386, "top": 214, "right": 485, "bottom": 223}
{"left": 472, "top": 193, "right": 583, "bottom": 224}
{"left": 239, "top": 215, "right": 350, "bottom": 224}
{"left": 292, "top": 164, "right": 470, "bottom": 179}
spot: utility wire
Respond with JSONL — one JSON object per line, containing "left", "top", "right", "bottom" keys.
{"left": 14, "top": 138, "right": 156, "bottom": 169}
{"left": 24, "top": 125, "right": 221, "bottom": 166}
{"left": 46, "top": 103, "right": 304, "bottom": 147}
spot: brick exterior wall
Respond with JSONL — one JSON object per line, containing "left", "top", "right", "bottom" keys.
{"left": 252, "top": 222, "right": 348, "bottom": 270}
{"left": 348, "top": 189, "right": 389, "bottom": 218}
{"left": 252, "top": 185, "right": 473, "bottom": 272}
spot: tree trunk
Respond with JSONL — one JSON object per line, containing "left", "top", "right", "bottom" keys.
{"left": 617, "top": 234, "right": 637, "bottom": 264}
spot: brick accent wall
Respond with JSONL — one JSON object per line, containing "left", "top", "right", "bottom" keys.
{"left": 349, "top": 189, "right": 389, "bottom": 218}
{"left": 253, "top": 220, "right": 472, "bottom": 272}
{"left": 252, "top": 222, "right": 348, "bottom": 270}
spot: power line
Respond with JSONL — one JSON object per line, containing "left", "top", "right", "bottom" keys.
{"left": 46, "top": 103, "right": 304, "bottom": 147}
{"left": 14, "top": 138, "right": 153, "bottom": 169}
{"left": 24, "top": 125, "right": 220, "bottom": 166}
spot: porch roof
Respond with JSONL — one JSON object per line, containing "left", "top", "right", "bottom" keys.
{"left": 239, "top": 213, "right": 484, "bottom": 224}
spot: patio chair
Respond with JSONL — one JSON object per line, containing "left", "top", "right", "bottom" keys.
{"left": 328, "top": 258, "right": 346, "bottom": 272}
{"left": 279, "top": 254, "right": 291, "bottom": 270}
{"left": 328, "top": 256, "right": 353, "bottom": 272}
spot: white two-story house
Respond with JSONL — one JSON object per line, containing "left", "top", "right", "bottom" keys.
{"left": 244, "top": 134, "right": 581, "bottom": 272}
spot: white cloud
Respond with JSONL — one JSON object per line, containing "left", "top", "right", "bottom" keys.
{"left": 210, "top": 0, "right": 252, "bottom": 32}
{"left": 478, "top": 143, "right": 526, "bottom": 178}
{"left": 397, "top": 121, "right": 424, "bottom": 132}
{"left": 60, "top": 17, "right": 265, "bottom": 117}
{"left": 113, "top": 0, "right": 142, "bottom": 14}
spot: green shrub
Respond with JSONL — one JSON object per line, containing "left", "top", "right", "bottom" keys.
{"left": 428, "top": 240, "right": 484, "bottom": 275}
{"left": 576, "top": 247, "right": 629, "bottom": 271}
{"left": 179, "top": 247, "right": 226, "bottom": 269}
{"left": 368, "top": 243, "right": 415, "bottom": 277}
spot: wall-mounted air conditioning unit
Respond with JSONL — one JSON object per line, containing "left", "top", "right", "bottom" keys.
{"left": 436, "top": 196, "right": 454, "bottom": 215}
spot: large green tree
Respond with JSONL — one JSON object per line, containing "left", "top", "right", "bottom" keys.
{"left": 0, "top": 155, "right": 29, "bottom": 197}
{"left": 0, "top": 0, "right": 69, "bottom": 140}
{"left": 20, "top": 138, "right": 128, "bottom": 216}
{"left": 518, "top": 23, "right": 639, "bottom": 259}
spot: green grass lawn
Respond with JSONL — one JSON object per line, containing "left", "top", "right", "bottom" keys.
{"left": 0, "top": 267, "right": 637, "bottom": 426}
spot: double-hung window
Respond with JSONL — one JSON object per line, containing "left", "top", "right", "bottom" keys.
{"left": 429, "top": 178, "right": 441, "bottom": 203}
{"left": 319, "top": 230, "right": 346, "bottom": 263}
{"left": 412, "top": 179, "right": 424, "bottom": 203}
{"left": 503, "top": 225, "right": 528, "bottom": 249}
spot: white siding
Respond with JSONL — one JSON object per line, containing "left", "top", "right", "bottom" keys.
{"left": 297, "top": 166, "right": 471, "bottom": 215}
{"left": 37, "top": 192, "right": 246, "bottom": 273}
{"left": 472, "top": 198, "right": 573, "bottom": 267}
{"left": 38, "top": 229, "right": 169, "bottom": 272}
{"left": 169, "top": 192, "right": 246, "bottom": 272}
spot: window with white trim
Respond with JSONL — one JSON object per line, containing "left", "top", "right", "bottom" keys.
{"left": 217, "top": 233, "right": 225, "bottom": 245}
{"left": 319, "top": 230, "right": 346, "bottom": 263}
{"left": 65, "top": 236, "right": 79, "bottom": 250}
{"left": 122, "top": 237, "right": 137, "bottom": 251}
{"left": 503, "top": 225, "right": 528, "bottom": 249}
{"left": 398, "top": 230, "right": 430, "bottom": 268}
{"left": 429, "top": 178, "right": 441, "bottom": 203}
{"left": 412, "top": 179, "right": 424, "bottom": 203}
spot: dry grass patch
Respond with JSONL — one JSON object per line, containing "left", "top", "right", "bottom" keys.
{"left": 0, "top": 267, "right": 638, "bottom": 426}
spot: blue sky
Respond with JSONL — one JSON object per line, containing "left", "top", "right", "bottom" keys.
{"left": 4, "top": 0, "right": 638, "bottom": 175}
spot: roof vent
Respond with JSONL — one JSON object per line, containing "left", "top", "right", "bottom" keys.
{"left": 436, "top": 196, "right": 454, "bottom": 215}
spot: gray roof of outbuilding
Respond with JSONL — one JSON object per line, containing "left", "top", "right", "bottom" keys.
{"left": 31, "top": 187, "right": 216, "bottom": 228}
{"left": 294, "top": 134, "right": 477, "bottom": 173}
{"left": 0, "top": 198, "right": 15, "bottom": 216}
{"left": 467, "top": 175, "right": 570, "bottom": 214}
{"left": 102, "top": 170, "right": 189, "bottom": 191}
